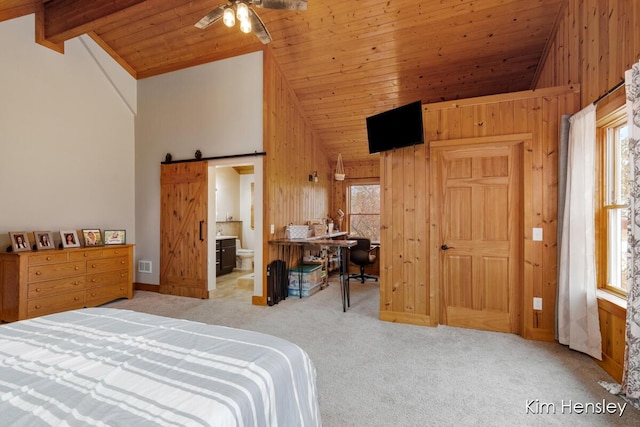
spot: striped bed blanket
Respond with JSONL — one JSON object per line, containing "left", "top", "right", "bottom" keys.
{"left": 0, "top": 308, "right": 321, "bottom": 426}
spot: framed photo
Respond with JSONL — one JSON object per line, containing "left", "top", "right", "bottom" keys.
{"left": 34, "top": 231, "right": 55, "bottom": 250}
{"left": 104, "top": 230, "right": 126, "bottom": 245}
{"left": 82, "top": 229, "right": 103, "bottom": 246}
{"left": 9, "top": 232, "right": 31, "bottom": 252}
{"left": 60, "top": 230, "right": 80, "bottom": 248}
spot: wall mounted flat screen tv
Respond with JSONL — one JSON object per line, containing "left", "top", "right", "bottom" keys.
{"left": 366, "top": 100, "right": 424, "bottom": 154}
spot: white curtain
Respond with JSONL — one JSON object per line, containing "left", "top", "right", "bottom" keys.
{"left": 558, "top": 103, "right": 602, "bottom": 360}
{"left": 623, "top": 62, "right": 640, "bottom": 400}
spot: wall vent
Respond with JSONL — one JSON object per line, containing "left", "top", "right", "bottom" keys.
{"left": 138, "top": 260, "right": 152, "bottom": 274}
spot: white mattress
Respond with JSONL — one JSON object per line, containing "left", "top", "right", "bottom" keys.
{"left": 0, "top": 308, "right": 321, "bottom": 426}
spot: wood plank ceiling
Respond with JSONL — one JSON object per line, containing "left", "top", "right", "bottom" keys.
{"left": 0, "top": 0, "right": 566, "bottom": 164}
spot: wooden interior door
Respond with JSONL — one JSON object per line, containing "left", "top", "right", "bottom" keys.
{"left": 160, "top": 161, "right": 209, "bottom": 298}
{"left": 431, "top": 141, "right": 522, "bottom": 333}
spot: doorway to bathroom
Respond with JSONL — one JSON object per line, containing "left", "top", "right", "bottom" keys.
{"left": 208, "top": 157, "right": 263, "bottom": 304}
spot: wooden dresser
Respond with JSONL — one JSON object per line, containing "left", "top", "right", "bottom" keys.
{"left": 0, "top": 244, "right": 134, "bottom": 322}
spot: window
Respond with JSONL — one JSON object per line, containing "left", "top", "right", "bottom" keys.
{"left": 347, "top": 182, "right": 380, "bottom": 242}
{"left": 597, "top": 108, "right": 629, "bottom": 295}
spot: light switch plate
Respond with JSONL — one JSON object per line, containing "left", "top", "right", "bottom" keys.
{"left": 270, "top": 224, "right": 275, "bottom": 234}
{"left": 533, "top": 297, "right": 543, "bottom": 310}
{"left": 532, "top": 228, "right": 543, "bottom": 241}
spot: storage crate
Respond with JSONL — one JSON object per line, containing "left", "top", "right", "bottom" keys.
{"left": 286, "top": 225, "right": 309, "bottom": 239}
{"left": 288, "top": 264, "right": 323, "bottom": 289}
{"left": 288, "top": 282, "right": 322, "bottom": 298}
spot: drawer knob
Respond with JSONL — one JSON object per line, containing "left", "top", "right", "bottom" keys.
{"left": 92, "top": 264, "right": 97, "bottom": 268}
{"left": 74, "top": 266, "right": 79, "bottom": 270}
{"left": 35, "top": 288, "right": 41, "bottom": 292}
{"left": 84, "top": 253, "right": 88, "bottom": 257}
{"left": 91, "top": 293, "right": 96, "bottom": 297}
{"left": 120, "top": 273, "right": 125, "bottom": 277}
{"left": 35, "top": 304, "right": 41, "bottom": 309}
{"left": 46, "top": 256, "right": 52, "bottom": 261}
{"left": 35, "top": 271, "right": 41, "bottom": 275}
{"left": 74, "top": 296, "right": 79, "bottom": 301}
{"left": 114, "top": 250, "right": 119, "bottom": 254}
{"left": 121, "top": 260, "right": 125, "bottom": 264}
{"left": 74, "top": 282, "right": 80, "bottom": 286}
{"left": 91, "top": 278, "right": 96, "bottom": 282}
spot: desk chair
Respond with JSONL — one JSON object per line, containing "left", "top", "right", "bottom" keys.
{"left": 348, "top": 237, "right": 378, "bottom": 283}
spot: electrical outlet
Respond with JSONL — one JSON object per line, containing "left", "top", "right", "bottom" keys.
{"left": 533, "top": 297, "right": 542, "bottom": 310}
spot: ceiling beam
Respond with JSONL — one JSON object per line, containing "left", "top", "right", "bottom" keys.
{"left": 40, "top": 0, "right": 149, "bottom": 45}
{"left": 0, "top": 0, "right": 39, "bottom": 23}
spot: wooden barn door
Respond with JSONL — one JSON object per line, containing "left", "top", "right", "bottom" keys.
{"left": 431, "top": 140, "right": 522, "bottom": 333}
{"left": 160, "top": 161, "right": 209, "bottom": 298}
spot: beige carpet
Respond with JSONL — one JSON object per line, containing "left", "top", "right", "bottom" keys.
{"left": 106, "top": 277, "right": 640, "bottom": 426}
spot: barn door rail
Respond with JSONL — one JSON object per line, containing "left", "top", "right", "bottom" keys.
{"left": 161, "top": 150, "right": 267, "bottom": 164}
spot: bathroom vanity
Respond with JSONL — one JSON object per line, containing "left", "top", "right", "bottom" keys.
{"left": 216, "top": 237, "right": 236, "bottom": 276}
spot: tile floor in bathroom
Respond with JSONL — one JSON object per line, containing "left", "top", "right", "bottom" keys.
{"left": 210, "top": 270, "right": 254, "bottom": 303}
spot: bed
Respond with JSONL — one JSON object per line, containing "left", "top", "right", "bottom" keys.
{"left": 0, "top": 308, "right": 321, "bottom": 426}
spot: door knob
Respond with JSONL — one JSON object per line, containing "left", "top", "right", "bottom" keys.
{"left": 441, "top": 244, "right": 452, "bottom": 250}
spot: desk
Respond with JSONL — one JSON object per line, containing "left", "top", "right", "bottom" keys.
{"left": 269, "top": 237, "right": 356, "bottom": 312}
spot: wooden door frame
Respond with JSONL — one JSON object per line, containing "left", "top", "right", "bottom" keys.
{"left": 429, "top": 133, "right": 532, "bottom": 334}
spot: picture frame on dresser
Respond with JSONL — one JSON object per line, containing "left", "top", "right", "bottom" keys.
{"left": 104, "top": 230, "right": 126, "bottom": 245}
{"left": 34, "top": 231, "right": 54, "bottom": 250}
{"left": 60, "top": 230, "right": 80, "bottom": 248}
{"left": 82, "top": 229, "right": 103, "bottom": 246}
{"left": 9, "top": 232, "right": 30, "bottom": 252}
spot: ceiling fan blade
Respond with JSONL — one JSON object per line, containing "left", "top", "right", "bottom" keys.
{"left": 194, "top": 5, "right": 226, "bottom": 29}
{"left": 249, "top": 7, "right": 272, "bottom": 44}
{"left": 252, "top": 0, "right": 307, "bottom": 10}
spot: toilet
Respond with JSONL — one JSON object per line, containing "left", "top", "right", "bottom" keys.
{"left": 235, "top": 239, "right": 254, "bottom": 271}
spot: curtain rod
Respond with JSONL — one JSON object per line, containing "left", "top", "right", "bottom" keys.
{"left": 593, "top": 80, "right": 625, "bottom": 105}
{"left": 161, "top": 151, "right": 267, "bottom": 164}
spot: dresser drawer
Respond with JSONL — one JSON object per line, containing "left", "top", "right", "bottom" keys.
{"left": 69, "top": 250, "right": 103, "bottom": 261}
{"left": 102, "top": 247, "right": 129, "bottom": 257}
{"left": 85, "top": 283, "right": 129, "bottom": 306}
{"left": 87, "top": 256, "right": 129, "bottom": 274}
{"left": 28, "top": 277, "right": 85, "bottom": 299}
{"left": 28, "top": 261, "right": 86, "bottom": 282}
{"left": 27, "top": 290, "right": 84, "bottom": 318}
{"left": 28, "top": 252, "right": 69, "bottom": 266}
{"left": 86, "top": 269, "right": 129, "bottom": 289}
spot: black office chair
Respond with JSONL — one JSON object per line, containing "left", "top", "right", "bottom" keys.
{"left": 348, "top": 237, "right": 378, "bottom": 283}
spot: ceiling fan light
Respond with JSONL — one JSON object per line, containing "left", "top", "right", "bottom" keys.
{"left": 236, "top": 3, "right": 249, "bottom": 22}
{"left": 240, "top": 18, "right": 252, "bottom": 34}
{"left": 223, "top": 8, "right": 235, "bottom": 27}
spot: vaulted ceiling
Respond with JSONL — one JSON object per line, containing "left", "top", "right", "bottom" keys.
{"left": 0, "top": 0, "right": 566, "bottom": 163}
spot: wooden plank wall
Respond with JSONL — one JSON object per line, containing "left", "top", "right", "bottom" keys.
{"left": 378, "top": 86, "right": 581, "bottom": 341}
{"left": 535, "top": 0, "right": 640, "bottom": 107}
{"left": 534, "top": 0, "right": 640, "bottom": 381}
{"left": 379, "top": 144, "right": 431, "bottom": 326}
{"left": 259, "top": 48, "right": 332, "bottom": 305}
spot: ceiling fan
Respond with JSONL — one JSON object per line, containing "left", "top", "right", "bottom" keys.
{"left": 194, "top": 0, "right": 307, "bottom": 44}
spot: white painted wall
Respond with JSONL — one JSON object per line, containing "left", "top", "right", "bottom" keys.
{"left": 0, "top": 15, "right": 135, "bottom": 250}
{"left": 216, "top": 166, "right": 241, "bottom": 222}
{"left": 135, "top": 52, "right": 263, "bottom": 291}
